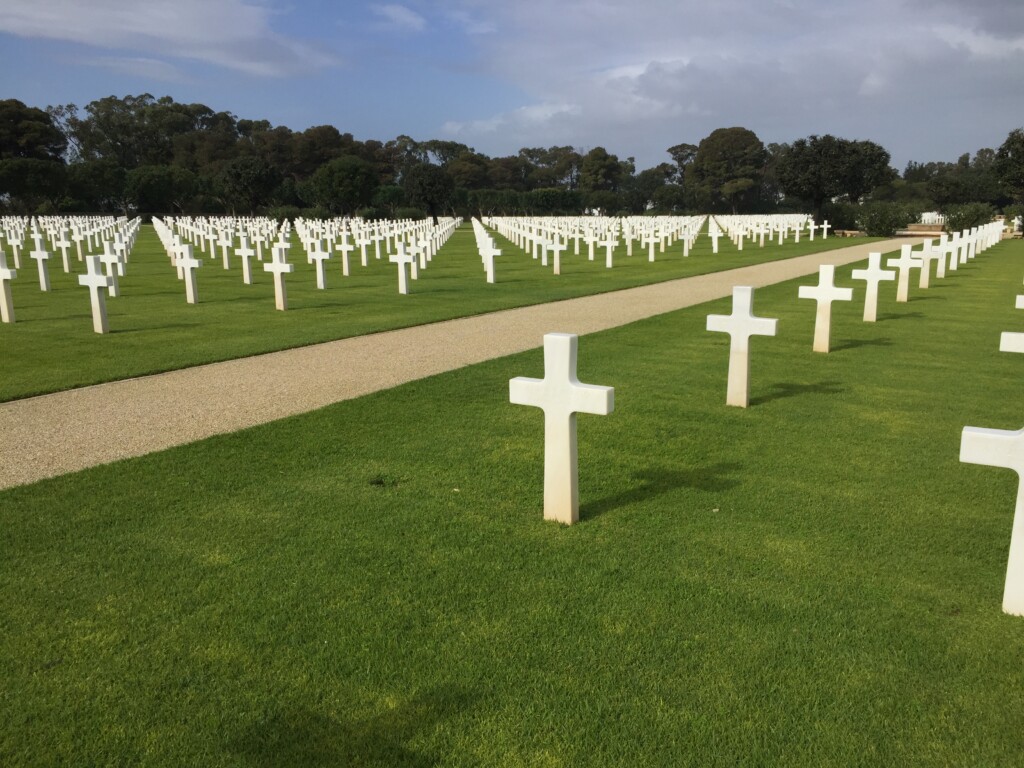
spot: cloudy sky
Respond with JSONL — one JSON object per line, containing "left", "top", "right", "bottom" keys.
{"left": 1, "top": 0, "right": 1022, "bottom": 171}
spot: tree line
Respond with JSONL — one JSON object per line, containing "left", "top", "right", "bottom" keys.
{"left": 1, "top": 94, "right": 1022, "bottom": 228}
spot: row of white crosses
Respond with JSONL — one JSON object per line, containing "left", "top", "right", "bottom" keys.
{"left": 153, "top": 216, "right": 461, "bottom": 307}
{"left": 470, "top": 218, "right": 501, "bottom": 283}
{"left": 794, "top": 223, "right": 1003, "bottom": 355}
{"left": 714, "top": 214, "right": 828, "bottom": 250}
{"left": 484, "top": 216, "right": 708, "bottom": 269}
{"left": 959, "top": 220, "right": 1024, "bottom": 617}
{"left": 0, "top": 215, "right": 141, "bottom": 329}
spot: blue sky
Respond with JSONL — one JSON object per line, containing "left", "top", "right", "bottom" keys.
{"left": 1, "top": 0, "right": 1022, "bottom": 172}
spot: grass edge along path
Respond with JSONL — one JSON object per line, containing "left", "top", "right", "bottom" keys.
{"left": 1, "top": 239, "right": 1022, "bottom": 766}
{"left": 0, "top": 238, "right": 921, "bottom": 490}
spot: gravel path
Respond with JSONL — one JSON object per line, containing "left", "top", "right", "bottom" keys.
{"left": 0, "top": 238, "right": 920, "bottom": 490}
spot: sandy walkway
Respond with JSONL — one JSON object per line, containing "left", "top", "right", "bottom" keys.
{"left": 0, "top": 238, "right": 920, "bottom": 489}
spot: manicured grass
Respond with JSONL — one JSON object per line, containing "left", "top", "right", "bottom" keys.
{"left": 0, "top": 224, "right": 881, "bottom": 402}
{"left": 3, "top": 241, "right": 1021, "bottom": 766}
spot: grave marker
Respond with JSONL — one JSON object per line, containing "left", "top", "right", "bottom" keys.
{"left": 264, "top": 244, "right": 294, "bottom": 310}
{"left": 235, "top": 235, "right": 256, "bottom": 285}
{"left": 0, "top": 251, "right": 16, "bottom": 323}
{"left": 851, "top": 252, "right": 895, "bottom": 322}
{"left": 389, "top": 242, "right": 414, "bottom": 295}
{"left": 310, "top": 242, "right": 331, "bottom": 290}
{"left": 78, "top": 255, "right": 114, "bottom": 333}
{"left": 29, "top": 240, "right": 51, "bottom": 292}
{"left": 706, "top": 286, "right": 778, "bottom": 407}
{"left": 960, "top": 426, "right": 1024, "bottom": 616}
{"left": 510, "top": 333, "right": 614, "bottom": 525}
{"left": 178, "top": 244, "right": 202, "bottom": 304}
{"left": 887, "top": 245, "right": 923, "bottom": 303}
{"left": 798, "top": 264, "right": 853, "bottom": 353}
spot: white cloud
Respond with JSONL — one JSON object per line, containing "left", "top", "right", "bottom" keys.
{"left": 0, "top": 0, "right": 336, "bottom": 76}
{"left": 371, "top": 4, "right": 427, "bottom": 31}
{"left": 86, "top": 56, "right": 187, "bottom": 83}
{"left": 433, "top": 0, "right": 1024, "bottom": 168}
{"left": 934, "top": 25, "right": 1024, "bottom": 59}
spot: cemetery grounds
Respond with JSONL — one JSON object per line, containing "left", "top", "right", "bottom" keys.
{"left": 1, "top": 222, "right": 1022, "bottom": 765}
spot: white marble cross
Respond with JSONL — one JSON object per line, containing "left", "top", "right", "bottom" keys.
{"left": 706, "top": 286, "right": 778, "bottom": 407}
{"left": 960, "top": 426, "right": 1024, "bottom": 616}
{"left": 98, "top": 241, "right": 123, "bottom": 298}
{"left": 934, "top": 235, "right": 949, "bottom": 279}
{"left": 235, "top": 235, "right": 255, "bottom": 285}
{"left": 918, "top": 239, "right": 938, "bottom": 289}
{"left": 357, "top": 233, "right": 371, "bottom": 267}
{"left": 851, "top": 252, "right": 896, "bottom": 322}
{"left": 0, "top": 250, "right": 16, "bottom": 323}
{"left": 947, "top": 234, "right": 961, "bottom": 273}
{"left": 71, "top": 229, "right": 84, "bottom": 261}
{"left": 389, "top": 242, "right": 414, "bottom": 295}
{"left": 821, "top": 220, "right": 831, "bottom": 239}
{"left": 29, "top": 239, "right": 51, "bottom": 292}
{"left": 218, "top": 231, "right": 233, "bottom": 269}
{"left": 602, "top": 232, "right": 617, "bottom": 269}
{"left": 549, "top": 237, "right": 566, "bottom": 275}
{"left": 10, "top": 236, "right": 23, "bottom": 268}
{"left": 309, "top": 242, "right": 331, "bottom": 290}
{"left": 177, "top": 244, "right": 202, "bottom": 304}
{"left": 264, "top": 244, "right": 294, "bottom": 311}
{"left": 53, "top": 231, "right": 72, "bottom": 272}
{"left": 510, "top": 332, "right": 614, "bottom": 525}
{"left": 336, "top": 232, "right": 355, "bottom": 277}
{"left": 887, "top": 245, "right": 923, "bottom": 303}
{"left": 481, "top": 242, "right": 500, "bottom": 284}
{"left": 78, "top": 254, "right": 114, "bottom": 334}
{"left": 645, "top": 232, "right": 658, "bottom": 262}
{"left": 798, "top": 264, "right": 853, "bottom": 353}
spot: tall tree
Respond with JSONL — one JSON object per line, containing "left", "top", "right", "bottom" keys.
{"left": 776, "top": 134, "right": 848, "bottom": 221}
{"left": 841, "top": 140, "right": 896, "bottom": 203}
{"left": 403, "top": 162, "right": 455, "bottom": 222}
{"left": 0, "top": 99, "right": 67, "bottom": 210}
{"left": 302, "top": 155, "right": 378, "bottom": 214}
{"left": 690, "top": 127, "right": 766, "bottom": 213}
{"left": 996, "top": 128, "right": 1024, "bottom": 205}
{"left": 579, "top": 147, "right": 622, "bottom": 192}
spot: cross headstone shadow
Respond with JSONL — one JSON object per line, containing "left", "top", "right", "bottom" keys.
{"left": 581, "top": 463, "right": 741, "bottom": 521}
{"left": 749, "top": 380, "right": 844, "bottom": 406}
{"left": 876, "top": 311, "right": 924, "bottom": 322}
{"left": 830, "top": 337, "right": 893, "bottom": 352}
{"left": 230, "top": 686, "right": 474, "bottom": 768}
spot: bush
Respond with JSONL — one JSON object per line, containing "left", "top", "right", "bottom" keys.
{"left": 820, "top": 201, "right": 859, "bottom": 231}
{"left": 393, "top": 207, "right": 427, "bottom": 221}
{"left": 355, "top": 207, "right": 390, "bottom": 221}
{"left": 299, "top": 207, "right": 332, "bottom": 220}
{"left": 943, "top": 203, "right": 994, "bottom": 234}
{"left": 856, "top": 202, "right": 916, "bottom": 236}
{"left": 1004, "top": 204, "right": 1024, "bottom": 234}
{"left": 266, "top": 205, "right": 301, "bottom": 223}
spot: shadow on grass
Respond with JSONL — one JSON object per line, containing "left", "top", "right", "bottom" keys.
{"left": 876, "top": 311, "right": 924, "bottom": 322}
{"left": 230, "top": 685, "right": 473, "bottom": 767}
{"left": 582, "top": 463, "right": 741, "bottom": 521}
{"left": 749, "top": 380, "right": 844, "bottom": 406}
{"left": 830, "top": 338, "right": 892, "bottom": 352}
{"left": 910, "top": 295, "right": 946, "bottom": 302}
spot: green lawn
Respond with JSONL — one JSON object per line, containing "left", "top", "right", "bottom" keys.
{"left": 2, "top": 239, "right": 1022, "bottom": 765}
{"left": 0, "top": 223, "right": 881, "bottom": 402}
